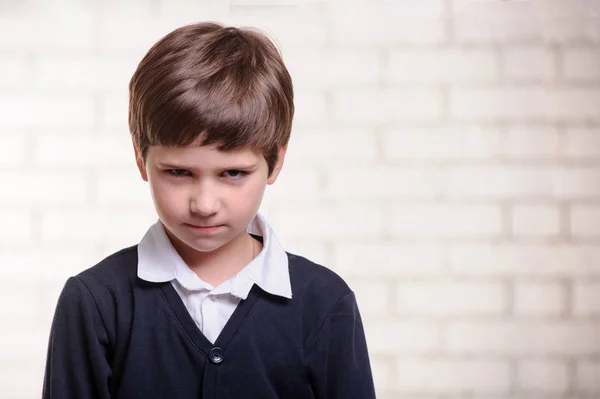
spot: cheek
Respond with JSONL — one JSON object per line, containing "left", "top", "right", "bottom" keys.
{"left": 149, "top": 179, "right": 183, "bottom": 214}
{"left": 234, "top": 180, "right": 267, "bottom": 210}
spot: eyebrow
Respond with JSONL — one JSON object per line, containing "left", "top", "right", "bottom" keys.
{"left": 157, "top": 162, "right": 259, "bottom": 170}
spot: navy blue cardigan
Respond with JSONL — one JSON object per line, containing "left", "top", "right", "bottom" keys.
{"left": 42, "top": 245, "right": 376, "bottom": 398}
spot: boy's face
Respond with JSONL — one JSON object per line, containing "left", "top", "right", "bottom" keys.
{"left": 134, "top": 142, "right": 286, "bottom": 258}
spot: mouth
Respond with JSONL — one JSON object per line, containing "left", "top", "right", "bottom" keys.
{"left": 185, "top": 223, "right": 225, "bottom": 234}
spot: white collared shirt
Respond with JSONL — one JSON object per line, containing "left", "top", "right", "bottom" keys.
{"left": 137, "top": 212, "right": 292, "bottom": 343}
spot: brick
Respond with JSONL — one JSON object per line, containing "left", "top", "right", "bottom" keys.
{"left": 228, "top": 5, "right": 328, "bottom": 50}
{"left": 156, "top": 0, "right": 229, "bottom": 19}
{"left": 453, "top": 1, "right": 542, "bottom": 43}
{"left": 325, "top": 166, "right": 439, "bottom": 201}
{"left": 285, "top": 50, "right": 380, "bottom": 87}
{"left": 366, "top": 321, "right": 439, "bottom": 354}
{"left": 564, "top": 48, "right": 600, "bottom": 81}
{"left": 395, "top": 281, "right": 506, "bottom": 316}
{"left": 95, "top": 170, "right": 156, "bottom": 205}
{"left": 257, "top": 204, "right": 274, "bottom": 220}
{"left": 391, "top": 204, "right": 502, "bottom": 238}
{"left": 564, "top": 127, "right": 600, "bottom": 158}
{"left": 0, "top": 95, "right": 95, "bottom": 127}
{"left": 502, "top": 46, "right": 556, "bottom": 82}
{"left": 440, "top": 166, "right": 554, "bottom": 198}
{"left": 555, "top": 167, "right": 600, "bottom": 199}
{"left": 285, "top": 130, "right": 378, "bottom": 164}
{"left": 329, "top": 2, "right": 445, "bottom": 45}
{"left": 448, "top": 244, "right": 600, "bottom": 277}
{"left": 0, "top": 327, "right": 49, "bottom": 363}
{"left": 34, "top": 133, "right": 133, "bottom": 166}
{"left": 533, "top": 1, "right": 600, "bottom": 43}
{"left": 576, "top": 361, "right": 600, "bottom": 393}
{"left": 34, "top": 56, "right": 139, "bottom": 91}
{"left": 0, "top": 287, "right": 38, "bottom": 325}
{"left": 573, "top": 282, "right": 600, "bottom": 316}
{"left": 346, "top": 279, "right": 390, "bottom": 316}
{"left": 0, "top": 172, "right": 86, "bottom": 205}
{"left": 292, "top": 90, "right": 328, "bottom": 124}
{"left": 0, "top": 56, "right": 31, "bottom": 88}
{"left": 369, "top": 358, "right": 393, "bottom": 392}
{"left": 0, "top": 14, "right": 94, "bottom": 51}
{"left": 270, "top": 205, "right": 384, "bottom": 240}
{"left": 333, "top": 244, "right": 444, "bottom": 277}
{"left": 40, "top": 208, "right": 157, "bottom": 244}
{"left": 512, "top": 205, "right": 560, "bottom": 237}
{"left": 0, "top": 249, "right": 97, "bottom": 284}
{"left": 502, "top": 126, "right": 560, "bottom": 159}
{"left": 100, "top": 93, "right": 129, "bottom": 128}
{"left": 333, "top": 89, "right": 442, "bottom": 123}
{"left": 230, "top": 0, "right": 304, "bottom": 5}
{"left": 0, "top": 363, "right": 45, "bottom": 399}
{"left": 445, "top": 321, "right": 600, "bottom": 355}
{"left": 514, "top": 281, "right": 566, "bottom": 316}
{"left": 571, "top": 205, "right": 600, "bottom": 238}
{"left": 96, "top": 0, "right": 154, "bottom": 16}
{"left": 99, "top": 9, "right": 325, "bottom": 53}
{"left": 441, "top": 396, "right": 522, "bottom": 399}
{"left": 373, "top": 394, "right": 426, "bottom": 399}
{"left": 388, "top": 48, "right": 497, "bottom": 83}
{"left": 450, "top": 87, "right": 600, "bottom": 121}
{"left": 257, "top": 167, "right": 321, "bottom": 201}
{"left": 0, "top": 135, "right": 28, "bottom": 165}
{"left": 382, "top": 126, "right": 502, "bottom": 161}
{"left": 96, "top": 17, "right": 199, "bottom": 53}
{"left": 394, "top": 359, "right": 511, "bottom": 393}
{"left": 517, "top": 360, "right": 568, "bottom": 393}
{"left": 38, "top": 282, "right": 68, "bottom": 328}
{"left": 281, "top": 241, "right": 327, "bottom": 269}
{"left": 0, "top": 210, "right": 32, "bottom": 242}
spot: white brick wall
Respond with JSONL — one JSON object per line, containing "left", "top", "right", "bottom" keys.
{"left": 1, "top": 0, "right": 600, "bottom": 398}
{"left": 517, "top": 360, "right": 569, "bottom": 394}
{"left": 514, "top": 281, "right": 566, "bottom": 316}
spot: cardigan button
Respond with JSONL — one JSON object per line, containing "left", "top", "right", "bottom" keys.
{"left": 209, "top": 347, "right": 224, "bottom": 364}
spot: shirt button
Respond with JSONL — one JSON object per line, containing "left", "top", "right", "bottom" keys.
{"left": 209, "top": 347, "right": 224, "bottom": 364}
{"left": 210, "top": 295, "right": 219, "bottom": 302}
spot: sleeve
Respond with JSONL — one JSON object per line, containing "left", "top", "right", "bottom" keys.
{"left": 42, "top": 276, "right": 112, "bottom": 399}
{"left": 305, "top": 292, "right": 377, "bottom": 399}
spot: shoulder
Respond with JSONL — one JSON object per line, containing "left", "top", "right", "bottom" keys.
{"left": 287, "top": 252, "right": 352, "bottom": 300}
{"left": 70, "top": 245, "right": 139, "bottom": 302}
{"left": 286, "top": 251, "right": 354, "bottom": 320}
{"left": 285, "top": 252, "right": 362, "bottom": 345}
{"left": 51, "top": 246, "right": 140, "bottom": 347}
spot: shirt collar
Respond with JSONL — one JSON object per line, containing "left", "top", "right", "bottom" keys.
{"left": 137, "top": 212, "right": 292, "bottom": 300}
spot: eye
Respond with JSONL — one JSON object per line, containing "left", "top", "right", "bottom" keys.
{"left": 223, "top": 170, "right": 249, "bottom": 180}
{"left": 167, "top": 169, "right": 191, "bottom": 178}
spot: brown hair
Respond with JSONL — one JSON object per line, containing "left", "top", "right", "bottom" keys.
{"left": 128, "top": 22, "right": 294, "bottom": 176}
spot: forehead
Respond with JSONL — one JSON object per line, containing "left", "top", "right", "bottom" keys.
{"left": 147, "top": 144, "right": 262, "bottom": 167}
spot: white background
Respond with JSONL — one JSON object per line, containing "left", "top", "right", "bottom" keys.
{"left": 1, "top": 0, "right": 600, "bottom": 398}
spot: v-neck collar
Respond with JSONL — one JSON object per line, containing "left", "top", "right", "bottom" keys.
{"left": 158, "top": 281, "right": 262, "bottom": 353}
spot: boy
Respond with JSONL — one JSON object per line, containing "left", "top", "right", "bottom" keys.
{"left": 43, "top": 22, "right": 376, "bottom": 399}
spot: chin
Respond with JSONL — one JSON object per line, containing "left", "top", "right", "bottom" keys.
{"left": 184, "top": 231, "right": 238, "bottom": 252}
{"left": 179, "top": 234, "right": 224, "bottom": 250}
{"left": 187, "top": 242, "right": 224, "bottom": 253}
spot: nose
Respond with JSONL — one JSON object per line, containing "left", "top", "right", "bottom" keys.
{"left": 190, "top": 185, "right": 220, "bottom": 216}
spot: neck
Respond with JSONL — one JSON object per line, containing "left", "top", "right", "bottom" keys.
{"left": 168, "top": 229, "right": 260, "bottom": 287}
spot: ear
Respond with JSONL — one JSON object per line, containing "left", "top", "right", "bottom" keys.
{"left": 133, "top": 139, "right": 148, "bottom": 182}
{"left": 267, "top": 145, "right": 287, "bottom": 185}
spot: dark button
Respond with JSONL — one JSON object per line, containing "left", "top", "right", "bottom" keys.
{"left": 209, "top": 347, "right": 224, "bottom": 364}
